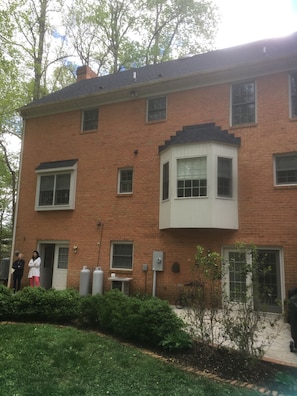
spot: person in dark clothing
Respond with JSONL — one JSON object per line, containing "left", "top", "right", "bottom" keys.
{"left": 12, "top": 253, "right": 25, "bottom": 292}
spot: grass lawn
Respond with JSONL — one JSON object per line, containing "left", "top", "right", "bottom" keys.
{"left": 0, "top": 323, "right": 262, "bottom": 395}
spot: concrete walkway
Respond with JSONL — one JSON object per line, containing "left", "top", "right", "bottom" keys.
{"left": 172, "top": 307, "right": 297, "bottom": 368}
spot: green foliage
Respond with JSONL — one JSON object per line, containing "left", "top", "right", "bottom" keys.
{"left": 11, "top": 286, "right": 80, "bottom": 323}
{"left": 0, "top": 286, "right": 189, "bottom": 350}
{"left": 96, "top": 289, "right": 187, "bottom": 348}
{"left": 78, "top": 293, "right": 103, "bottom": 326}
{"left": 0, "top": 284, "right": 13, "bottom": 320}
{"left": 158, "top": 329, "right": 193, "bottom": 351}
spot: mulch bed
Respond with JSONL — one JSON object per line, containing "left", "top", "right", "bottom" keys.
{"left": 154, "top": 341, "right": 297, "bottom": 395}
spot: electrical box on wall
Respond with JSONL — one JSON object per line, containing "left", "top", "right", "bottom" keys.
{"left": 152, "top": 250, "right": 164, "bottom": 271}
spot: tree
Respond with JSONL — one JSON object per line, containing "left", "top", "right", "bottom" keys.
{"left": 66, "top": 0, "right": 218, "bottom": 74}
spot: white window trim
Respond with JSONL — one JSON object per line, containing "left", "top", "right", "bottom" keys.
{"left": 117, "top": 167, "right": 133, "bottom": 194}
{"left": 274, "top": 152, "right": 297, "bottom": 187}
{"left": 146, "top": 96, "right": 167, "bottom": 122}
{"left": 35, "top": 162, "right": 77, "bottom": 211}
{"left": 81, "top": 108, "right": 99, "bottom": 132}
{"left": 110, "top": 241, "right": 134, "bottom": 270}
{"left": 230, "top": 80, "right": 257, "bottom": 127}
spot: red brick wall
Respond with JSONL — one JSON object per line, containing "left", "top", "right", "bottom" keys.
{"left": 15, "top": 71, "right": 297, "bottom": 300}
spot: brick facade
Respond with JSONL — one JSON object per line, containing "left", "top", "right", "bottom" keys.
{"left": 14, "top": 34, "right": 297, "bottom": 308}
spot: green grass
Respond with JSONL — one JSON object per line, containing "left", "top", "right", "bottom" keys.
{"left": 0, "top": 323, "right": 261, "bottom": 396}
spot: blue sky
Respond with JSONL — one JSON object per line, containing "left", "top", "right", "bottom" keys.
{"left": 214, "top": 0, "right": 297, "bottom": 48}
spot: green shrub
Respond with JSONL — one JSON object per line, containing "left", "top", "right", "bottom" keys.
{"left": 78, "top": 294, "right": 103, "bottom": 326}
{"left": 0, "top": 286, "right": 190, "bottom": 351}
{"left": 96, "top": 290, "right": 188, "bottom": 349}
{"left": 12, "top": 286, "right": 47, "bottom": 322}
{"left": 41, "top": 288, "right": 80, "bottom": 323}
{"left": 11, "top": 287, "right": 80, "bottom": 323}
{"left": 0, "top": 285, "right": 13, "bottom": 320}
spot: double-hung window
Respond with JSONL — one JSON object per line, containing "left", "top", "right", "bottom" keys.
{"left": 35, "top": 159, "right": 78, "bottom": 210}
{"left": 290, "top": 73, "right": 297, "bottom": 118}
{"left": 275, "top": 153, "right": 297, "bottom": 185}
{"left": 147, "top": 96, "right": 167, "bottom": 122}
{"left": 118, "top": 168, "right": 133, "bottom": 194}
{"left": 217, "top": 157, "right": 232, "bottom": 197}
{"left": 177, "top": 157, "right": 207, "bottom": 198}
{"left": 82, "top": 108, "right": 98, "bottom": 131}
{"left": 231, "top": 81, "right": 255, "bottom": 126}
{"left": 111, "top": 242, "right": 133, "bottom": 270}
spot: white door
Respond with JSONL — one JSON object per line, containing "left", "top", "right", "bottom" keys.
{"left": 52, "top": 245, "right": 69, "bottom": 290}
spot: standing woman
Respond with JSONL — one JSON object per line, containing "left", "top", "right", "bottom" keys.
{"left": 28, "top": 250, "right": 41, "bottom": 287}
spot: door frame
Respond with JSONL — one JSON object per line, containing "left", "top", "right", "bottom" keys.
{"left": 39, "top": 241, "right": 69, "bottom": 290}
{"left": 222, "top": 246, "right": 284, "bottom": 313}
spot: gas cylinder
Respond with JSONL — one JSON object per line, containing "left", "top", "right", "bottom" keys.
{"left": 92, "top": 266, "right": 104, "bottom": 295}
{"left": 79, "top": 266, "right": 90, "bottom": 296}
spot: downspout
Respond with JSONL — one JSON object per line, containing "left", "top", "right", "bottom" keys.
{"left": 8, "top": 119, "right": 26, "bottom": 287}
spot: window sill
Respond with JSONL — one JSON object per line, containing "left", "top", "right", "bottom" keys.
{"left": 80, "top": 129, "right": 98, "bottom": 134}
{"left": 145, "top": 119, "right": 167, "bottom": 125}
{"left": 117, "top": 193, "right": 133, "bottom": 197}
{"left": 274, "top": 184, "right": 297, "bottom": 190}
{"left": 229, "top": 123, "right": 257, "bottom": 130}
{"left": 35, "top": 206, "right": 74, "bottom": 211}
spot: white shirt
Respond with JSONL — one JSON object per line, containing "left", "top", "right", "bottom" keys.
{"left": 28, "top": 257, "right": 41, "bottom": 278}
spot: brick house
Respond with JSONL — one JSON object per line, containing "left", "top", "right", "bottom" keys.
{"left": 13, "top": 32, "right": 297, "bottom": 312}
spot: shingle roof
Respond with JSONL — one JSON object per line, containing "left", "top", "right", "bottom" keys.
{"left": 159, "top": 123, "right": 241, "bottom": 152}
{"left": 22, "top": 31, "right": 297, "bottom": 112}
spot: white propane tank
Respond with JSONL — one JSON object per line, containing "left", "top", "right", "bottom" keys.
{"left": 79, "top": 266, "right": 90, "bottom": 296}
{"left": 92, "top": 266, "right": 104, "bottom": 295}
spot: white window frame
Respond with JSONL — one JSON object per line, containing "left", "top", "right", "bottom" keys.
{"left": 146, "top": 96, "right": 167, "bottom": 122}
{"left": 274, "top": 153, "right": 297, "bottom": 186}
{"left": 231, "top": 81, "right": 256, "bottom": 126}
{"left": 110, "top": 242, "right": 133, "bottom": 270}
{"left": 118, "top": 168, "right": 133, "bottom": 194}
{"left": 177, "top": 156, "right": 207, "bottom": 198}
{"left": 81, "top": 108, "right": 98, "bottom": 132}
{"left": 35, "top": 160, "right": 77, "bottom": 211}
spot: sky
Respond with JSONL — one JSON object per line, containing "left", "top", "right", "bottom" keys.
{"left": 214, "top": 0, "right": 297, "bottom": 49}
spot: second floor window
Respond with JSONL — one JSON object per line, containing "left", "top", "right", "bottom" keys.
{"left": 290, "top": 73, "right": 297, "bottom": 118}
{"left": 39, "top": 173, "right": 70, "bottom": 206}
{"left": 217, "top": 157, "right": 232, "bottom": 197}
{"left": 177, "top": 157, "right": 207, "bottom": 198}
{"left": 147, "top": 97, "right": 167, "bottom": 122}
{"left": 162, "top": 162, "right": 169, "bottom": 200}
{"left": 82, "top": 109, "right": 98, "bottom": 131}
{"left": 118, "top": 168, "right": 133, "bottom": 193}
{"left": 231, "top": 81, "right": 255, "bottom": 126}
{"left": 35, "top": 159, "right": 78, "bottom": 211}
